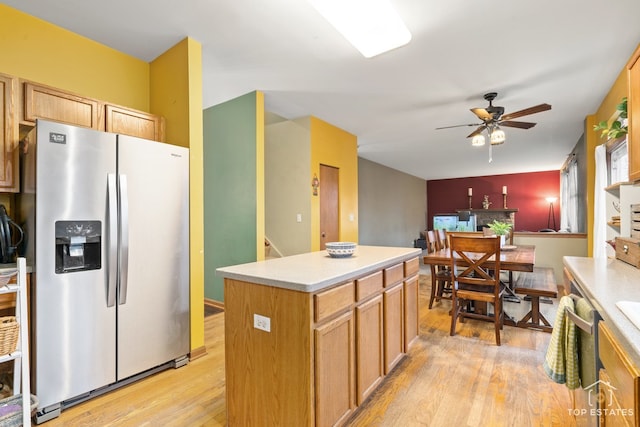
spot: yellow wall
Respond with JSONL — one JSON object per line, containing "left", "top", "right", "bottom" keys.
{"left": 0, "top": 5, "right": 150, "bottom": 111}
{"left": 0, "top": 5, "right": 204, "bottom": 352}
{"left": 586, "top": 67, "right": 629, "bottom": 255}
{"left": 310, "top": 117, "right": 358, "bottom": 250}
{"left": 256, "top": 92, "right": 266, "bottom": 261}
{"left": 151, "top": 38, "right": 205, "bottom": 352}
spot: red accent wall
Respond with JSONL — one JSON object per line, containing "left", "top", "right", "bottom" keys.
{"left": 427, "top": 171, "right": 560, "bottom": 232}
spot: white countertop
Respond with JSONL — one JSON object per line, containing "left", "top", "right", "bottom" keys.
{"left": 564, "top": 256, "right": 640, "bottom": 366}
{"left": 216, "top": 245, "right": 422, "bottom": 293}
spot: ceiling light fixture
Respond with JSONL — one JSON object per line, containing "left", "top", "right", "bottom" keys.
{"left": 308, "top": 0, "right": 412, "bottom": 58}
{"left": 471, "top": 134, "right": 485, "bottom": 146}
{"left": 490, "top": 127, "right": 506, "bottom": 145}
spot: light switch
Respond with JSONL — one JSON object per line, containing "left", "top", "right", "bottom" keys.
{"left": 296, "top": 214, "right": 302, "bottom": 223}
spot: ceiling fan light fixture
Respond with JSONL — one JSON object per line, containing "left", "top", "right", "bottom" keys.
{"left": 471, "top": 135, "right": 485, "bottom": 146}
{"left": 490, "top": 128, "right": 506, "bottom": 145}
{"left": 308, "top": 0, "right": 412, "bottom": 58}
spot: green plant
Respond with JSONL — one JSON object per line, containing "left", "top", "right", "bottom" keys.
{"left": 487, "top": 220, "right": 512, "bottom": 236}
{"left": 593, "top": 97, "right": 628, "bottom": 140}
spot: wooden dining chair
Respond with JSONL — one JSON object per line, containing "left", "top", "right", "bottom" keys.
{"left": 436, "top": 229, "right": 449, "bottom": 250}
{"left": 449, "top": 235, "right": 506, "bottom": 345}
{"left": 426, "top": 230, "right": 452, "bottom": 308}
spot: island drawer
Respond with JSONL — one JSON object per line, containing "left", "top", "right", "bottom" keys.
{"left": 314, "top": 281, "right": 355, "bottom": 322}
{"left": 356, "top": 271, "right": 383, "bottom": 301}
{"left": 404, "top": 257, "right": 419, "bottom": 277}
{"left": 384, "top": 263, "right": 404, "bottom": 288}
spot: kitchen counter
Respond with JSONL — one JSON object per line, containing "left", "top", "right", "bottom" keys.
{"left": 564, "top": 256, "right": 640, "bottom": 367}
{"left": 216, "top": 245, "right": 421, "bottom": 292}
{"left": 217, "top": 245, "right": 422, "bottom": 426}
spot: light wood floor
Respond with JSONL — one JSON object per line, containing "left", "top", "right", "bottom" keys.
{"left": 39, "top": 274, "right": 576, "bottom": 426}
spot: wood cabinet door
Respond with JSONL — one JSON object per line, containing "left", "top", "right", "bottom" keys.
{"left": 105, "top": 104, "right": 165, "bottom": 142}
{"left": 629, "top": 46, "right": 640, "bottom": 182}
{"left": 355, "top": 294, "right": 383, "bottom": 405}
{"left": 403, "top": 275, "right": 419, "bottom": 351}
{"left": 383, "top": 282, "right": 404, "bottom": 374}
{"left": 600, "top": 369, "right": 633, "bottom": 427}
{"left": 22, "top": 82, "right": 102, "bottom": 130}
{"left": 0, "top": 74, "right": 18, "bottom": 192}
{"left": 315, "top": 311, "right": 355, "bottom": 427}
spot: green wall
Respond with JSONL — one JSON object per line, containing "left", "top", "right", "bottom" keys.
{"left": 203, "top": 92, "right": 259, "bottom": 301}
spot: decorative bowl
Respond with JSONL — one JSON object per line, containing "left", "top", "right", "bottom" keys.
{"left": 325, "top": 242, "right": 357, "bottom": 258}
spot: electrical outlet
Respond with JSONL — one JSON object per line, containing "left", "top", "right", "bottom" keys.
{"left": 296, "top": 213, "right": 302, "bottom": 223}
{"left": 253, "top": 314, "right": 271, "bottom": 332}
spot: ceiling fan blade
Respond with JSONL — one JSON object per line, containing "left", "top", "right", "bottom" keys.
{"left": 500, "top": 121, "right": 537, "bottom": 129}
{"left": 467, "top": 125, "right": 486, "bottom": 138}
{"left": 435, "top": 123, "right": 479, "bottom": 130}
{"left": 501, "top": 103, "right": 551, "bottom": 121}
{"left": 470, "top": 108, "right": 492, "bottom": 121}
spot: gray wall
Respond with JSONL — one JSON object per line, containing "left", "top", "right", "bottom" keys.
{"left": 358, "top": 157, "right": 426, "bottom": 247}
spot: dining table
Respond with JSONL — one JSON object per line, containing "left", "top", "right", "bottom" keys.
{"left": 422, "top": 244, "right": 535, "bottom": 274}
{"left": 422, "top": 244, "right": 536, "bottom": 327}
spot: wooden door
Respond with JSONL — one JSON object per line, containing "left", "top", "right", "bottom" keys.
{"left": 320, "top": 164, "right": 339, "bottom": 249}
{"left": 403, "top": 275, "right": 419, "bottom": 351}
{"left": 383, "top": 282, "right": 404, "bottom": 374}
{"left": 314, "top": 311, "right": 355, "bottom": 427}
{"left": 355, "top": 294, "right": 384, "bottom": 405}
{"left": 0, "top": 74, "right": 18, "bottom": 192}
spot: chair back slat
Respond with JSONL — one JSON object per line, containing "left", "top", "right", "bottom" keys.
{"left": 436, "top": 229, "right": 448, "bottom": 250}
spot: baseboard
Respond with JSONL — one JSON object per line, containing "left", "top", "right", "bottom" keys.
{"left": 190, "top": 345, "right": 208, "bottom": 361}
{"left": 205, "top": 298, "right": 224, "bottom": 310}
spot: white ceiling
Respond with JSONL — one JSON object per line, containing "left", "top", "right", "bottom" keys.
{"left": 5, "top": 0, "right": 640, "bottom": 180}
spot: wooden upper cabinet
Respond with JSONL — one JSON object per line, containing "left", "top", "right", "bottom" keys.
{"left": 21, "top": 81, "right": 165, "bottom": 142}
{"left": 628, "top": 44, "right": 640, "bottom": 182}
{"left": 105, "top": 104, "right": 165, "bottom": 142}
{"left": 22, "top": 82, "right": 102, "bottom": 130}
{"left": 0, "top": 74, "right": 19, "bottom": 192}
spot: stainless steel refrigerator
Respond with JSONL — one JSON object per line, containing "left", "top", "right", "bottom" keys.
{"left": 18, "top": 119, "right": 190, "bottom": 423}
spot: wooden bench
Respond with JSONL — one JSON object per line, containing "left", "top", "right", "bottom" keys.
{"left": 512, "top": 267, "right": 557, "bottom": 333}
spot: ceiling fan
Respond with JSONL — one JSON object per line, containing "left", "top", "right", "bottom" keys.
{"left": 436, "top": 92, "right": 552, "bottom": 145}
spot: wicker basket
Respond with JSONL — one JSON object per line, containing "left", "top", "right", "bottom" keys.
{"left": 0, "top": 317, "right": 19, "bottom": 357}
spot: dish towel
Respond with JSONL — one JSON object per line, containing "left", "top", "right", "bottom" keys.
{"left": 575, "top": 297, "right": 596, "bottom": 387}
{"left": 543, "top": 295, "right": 580, "bottom": 389}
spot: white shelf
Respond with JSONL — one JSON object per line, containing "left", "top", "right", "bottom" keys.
{"left": 0, "top": 259, "right": 31, "bottom": 426}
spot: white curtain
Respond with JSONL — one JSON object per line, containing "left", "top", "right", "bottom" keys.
{"left": 593, "top": 144, "right": 608, "bottom": 258}
{"left": 560, "top": 157, "right": 579, "bottom": 232}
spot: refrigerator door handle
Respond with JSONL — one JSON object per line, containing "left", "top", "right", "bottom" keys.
{"left": 119, "top": 174, "right": 130, "bottom": 305}
{"left": 107, "top": 174, "right": 117, "bottom": 307}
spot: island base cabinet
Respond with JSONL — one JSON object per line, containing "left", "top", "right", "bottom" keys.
{"left": 224, "top": 279, "right": 314, "bottom": 427}
{"left": 383, "top": 283, "right": 404, "bottom": 374}
{"left": 355, "top": 295, "right": 384, "bottom": 405}
{"left": 315, "top": 311, "right": 355, "bottom": 427}
{"left": 220, "top": 251, "right": 421, "bottom": 427}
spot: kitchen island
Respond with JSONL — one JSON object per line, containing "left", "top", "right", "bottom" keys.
{"left": 217, "top": 246, "right": 421, "bottom": 427}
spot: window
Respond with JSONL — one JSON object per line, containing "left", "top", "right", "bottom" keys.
{"left": 560, "top": 156, "right": 578, "bottom": 232}
{"left": 608, "top": 138, "right": 628, "bottom": 185}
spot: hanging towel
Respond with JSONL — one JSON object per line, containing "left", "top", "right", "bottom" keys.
{"left": 575, "top": 297, "right": 596, "bottom": 387}
{"left": 543, "top": 295, "right": 580, "bottom": 389}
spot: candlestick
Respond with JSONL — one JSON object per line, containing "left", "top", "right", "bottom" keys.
{"left": 468, "top": 187, "right": 473, "bottom": 196}
{"left": 468, "top": 195, "right": 472, "bottom": 209}
{"left": 502, "top": 185, "right": 507, "bottom": 195}
{"left": 503, "top": 194, "right": 507, "bottom": 209}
